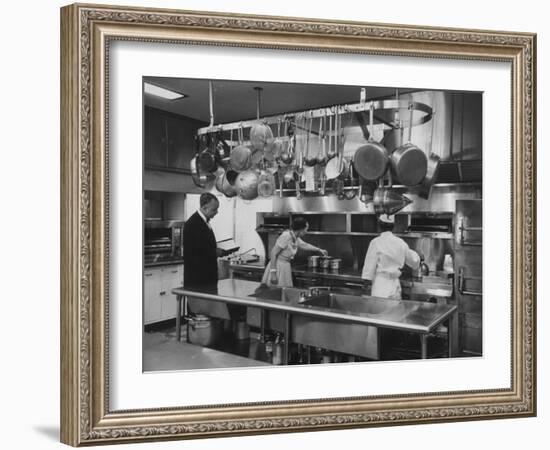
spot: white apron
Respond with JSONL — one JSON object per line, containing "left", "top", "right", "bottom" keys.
{"left": 261, "top": 230, "right": 298, "bottom": 287}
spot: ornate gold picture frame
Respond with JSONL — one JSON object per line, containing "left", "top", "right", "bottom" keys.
{"left": 60, "top": 3, "right": 536, "bottom": 446}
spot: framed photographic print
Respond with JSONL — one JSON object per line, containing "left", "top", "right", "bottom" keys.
{"left": 60, "top": 3, "right": 536, "bottom": 446}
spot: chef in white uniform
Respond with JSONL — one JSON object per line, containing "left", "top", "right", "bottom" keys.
{"left": 361, "top": 214, "right": 420, "bottom": 299}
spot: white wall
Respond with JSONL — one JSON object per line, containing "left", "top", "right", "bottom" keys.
{"left": 1, "top": 1, "right": 546, "bottom": 450}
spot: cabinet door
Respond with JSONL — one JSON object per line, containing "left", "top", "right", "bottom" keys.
{"left": 159, "top": 265, "right": 184, "bottom": 321}
{"left": 166, "top": 115, "right": 198, "bottom": 171}
{"left": 144, "top": 107, "right": 167, "bottom": 168}
{"left": 144, "top": 268, "right": 162, "bottom": 324}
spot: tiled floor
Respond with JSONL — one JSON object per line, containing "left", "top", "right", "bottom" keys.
{"left": 143, "top": 329, "right": 270, "bottom": 372}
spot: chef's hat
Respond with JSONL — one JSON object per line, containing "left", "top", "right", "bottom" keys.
{"left": 378, "top": 214, "right": 395, "bottom": 224}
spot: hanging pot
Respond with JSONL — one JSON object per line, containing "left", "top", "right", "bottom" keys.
{"left": 257, "top": 169, "right": 276, "bottom": 198}
{"left": 230, "top": 126, "right": 252, "bottom": 172}
{"left": 373, "top": 175, "right": 413, "bottom": 215}
{"left": 390, "top": 104, "right": 428, "bottom": 186}
{"left": 215, "top": 168, "right": 238, "bottom": 197}
{"left": 418, "top": 152, "right": 441, "bottom": 199}
{"left": 197, "top": 134, "right": 218, "bottom": 173}
{"left": 353, "top": 104, "right": 389, "bottom": 181}
{"left": 250, "top": 122, "right": 273, "bottom": 152}
{"left": 235, "top": 169, "right": 260, "bottom": 200}
{"left": 190, "top": 155, "right": 204, "bottom": 188}
{"left": 265, "top": 118, "right": 283, "bottom": 162}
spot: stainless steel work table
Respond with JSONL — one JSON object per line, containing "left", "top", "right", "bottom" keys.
{"left": 172, "top": 279, "right": 457, "bottom": 363}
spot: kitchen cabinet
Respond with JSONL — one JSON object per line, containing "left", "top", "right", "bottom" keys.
{"left": 144, "top": 264, "right": 184, "bottom": 325}
{"left": 144, "top": 268, "right": 163, "bottom": 324}
{"left": 144, "top": 106, "right": 206, "bottom": 172}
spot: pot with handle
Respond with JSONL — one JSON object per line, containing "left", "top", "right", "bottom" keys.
{"left": 250, "top": 121, "right": 273, "bottom": 152}
{"left": 418, "top": 152, "right": 441, "bottom": 199}
{"left": 230, "top": 126, "right": 252, "bottom": 172}
{"left": 353, "top": 102, "right": 389, "bottom": 181}
{"left": 390, "top": 103, "right": 428, "bottom": 186}
{"left": 235, "top": 168, "right": 260, "bottom": 201}
{"left": 197, "top": 133, "right": 218, "bottom": 173}
{"left": 257, "top": 165, "right": 276, "bottom": 198}
{"left": 265, "top": 117, "right": 283, "bottom": 162}
{"left": 215, "top": 167, "right": 238, "bottom": 197}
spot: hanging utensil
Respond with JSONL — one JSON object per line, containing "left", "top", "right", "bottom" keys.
{"left": 279, "top": 119, "right": 295, "bottom": 165}
{"left": 353, "top": 102, "right": 389, "bottom": 181}
{"left": 325, "top": 109, "right": 348, "bottom": 180}
{"left": 303, "top": 115, "right": 317, "bottom": 167}
{"left": 418, "top": 107, "right": 440, "bottom": 199}
{"left": 390, "top": 103, "right": 428, "bottom": 186}
{"left": 344, "top": 162, "right": 357, "bottom": 200}
{"left": 326, "top": 108, "right": 337, "bottom": 160}
{"left": 316, "top": 111, "right": 328, "bottom": 166}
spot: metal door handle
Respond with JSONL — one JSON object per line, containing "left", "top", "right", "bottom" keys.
{"left": 459, "top": 218, "right": 482, "bottom": 246}
{"left": 458, "top": 267, "right": 482, "bottom": 296}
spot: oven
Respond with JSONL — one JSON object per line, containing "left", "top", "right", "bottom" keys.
{"left": 144, "top": 220, "right": 184, "bottom": 264}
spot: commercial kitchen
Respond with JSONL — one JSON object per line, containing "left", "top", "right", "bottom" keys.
{"left": 143, "top": 77, "right": 482, "bottom": 371}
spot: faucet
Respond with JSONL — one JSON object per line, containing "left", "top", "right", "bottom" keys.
{"left": 308, "top": 286, "right": 331, "bottom": 297}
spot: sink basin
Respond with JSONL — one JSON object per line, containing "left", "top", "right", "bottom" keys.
{"left": 249, "top": 287, "right": 308, "bottom": 305}
{"left": 302, "top": 293, "right": 392, "bottom": 315}
{"left": 247, "top": 288, "right": 383, "bottom": 359}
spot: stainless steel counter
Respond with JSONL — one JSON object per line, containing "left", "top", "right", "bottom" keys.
{"left": 172, "top": 279, "right": 457, "bottom": 362}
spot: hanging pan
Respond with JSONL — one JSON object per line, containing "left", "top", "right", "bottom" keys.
{"left": 390, "top": 103, "right": 428, "bottom": 186}
{"left": 353, "top": 103, "right": 389, "bottom": 181}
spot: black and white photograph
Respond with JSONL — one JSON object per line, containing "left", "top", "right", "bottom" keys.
{"left": 142, "top": 77, "right": 482, "bottom": 372}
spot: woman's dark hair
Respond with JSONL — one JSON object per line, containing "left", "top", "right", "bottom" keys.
{"left": 291, "top": 217, "right": 309, "bottom": 231}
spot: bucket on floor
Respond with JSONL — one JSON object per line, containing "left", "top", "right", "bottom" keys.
{"left": 187, "top": 315, "right": 222, "bottom": 347}
{"left": 235, "top": 321, "right": 250, "bottom": 340}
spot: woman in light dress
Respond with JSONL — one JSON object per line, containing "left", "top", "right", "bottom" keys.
{"left": 261, "top": 217, "right": 327, "bottom": 287}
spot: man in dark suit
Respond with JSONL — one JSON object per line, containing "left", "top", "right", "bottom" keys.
{"left": 183, "top": 193, "right": 223, "bottom": 288}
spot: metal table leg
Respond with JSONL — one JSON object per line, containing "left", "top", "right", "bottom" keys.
{"left": 420, "top": 334, "right": 428, "bottom": 359}
{"left": 184, "top": 296, "right": 189, "bottom": 343}
{"left": 176, "top": 295, "right": 182, "bottom": 341}
{"left": 448, "top": 317, "right": 453, "bottom": 358}
{"left": 284, "top": 312, "right": 291, "bottom": 365}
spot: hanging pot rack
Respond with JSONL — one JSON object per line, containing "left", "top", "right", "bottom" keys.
{"left": 196, "top": 98, "right": 433, "bottom": 137}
